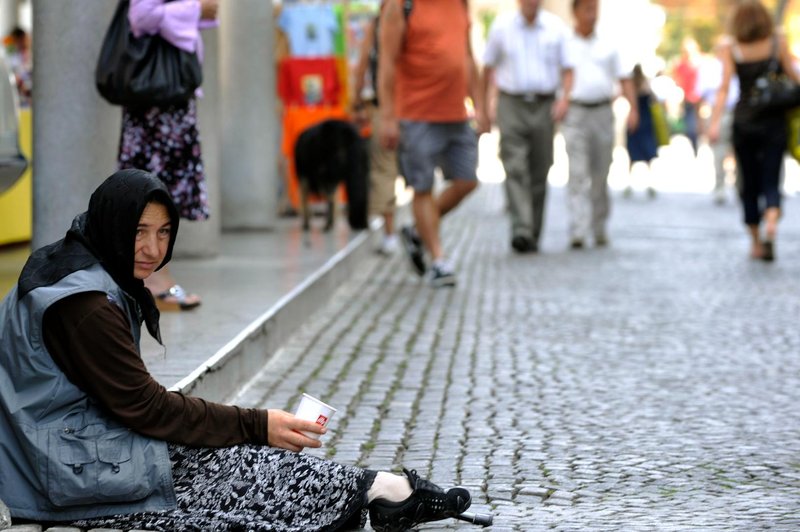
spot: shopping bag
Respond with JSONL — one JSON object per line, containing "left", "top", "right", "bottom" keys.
{"left": 649, "top": 101, "right": 670, "bottom": 147}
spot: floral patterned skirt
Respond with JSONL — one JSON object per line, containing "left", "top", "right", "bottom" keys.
{"left": 119, "top": 99, "right": 210, "bottom": 220}
{"left": 73, "top": 444, "right": 376, "bottom": 532}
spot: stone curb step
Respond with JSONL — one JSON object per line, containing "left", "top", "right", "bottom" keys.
{"left": 170, "top": 223, "right": 380, "bottom": 403}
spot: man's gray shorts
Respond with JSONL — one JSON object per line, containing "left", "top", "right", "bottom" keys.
{"left": 398, "top": 120, "right": 478, "bottom": 192}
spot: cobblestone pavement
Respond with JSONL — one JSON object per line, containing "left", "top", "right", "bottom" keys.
{"left": 234, "top": 182, "right": 800, "bottom": 531}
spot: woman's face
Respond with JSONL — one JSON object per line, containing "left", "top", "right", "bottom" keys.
{"left": 133, "top": 202, "right": 172, "bottom": 280}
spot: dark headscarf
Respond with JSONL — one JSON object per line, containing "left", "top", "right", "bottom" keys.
{"left": 17, "top": 169, "right": 180, "bottom": 343}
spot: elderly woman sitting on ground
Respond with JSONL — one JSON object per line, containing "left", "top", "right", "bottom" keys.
{"left": 0, "top": 169, "right": 477, "bottom": 531}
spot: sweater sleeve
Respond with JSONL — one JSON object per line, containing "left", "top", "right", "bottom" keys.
{"left": 129, "top": 0, "right": 201, "bottom": 53}
{"left": 42, "top": 291, "right": 269, "bottom": 448}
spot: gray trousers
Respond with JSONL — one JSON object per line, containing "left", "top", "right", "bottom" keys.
{"left": 711, "top": 109, "right": 734, "bottom": 193}
{"left": 562, "top": 104, "right": 614, "bottom": 240}
{"left": 497, "top": 92, "right": 555, "bottom": 243}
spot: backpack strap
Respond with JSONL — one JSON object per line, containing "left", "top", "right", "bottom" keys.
{"left": 403, "top": 0, "right": 413, "bottom": 19}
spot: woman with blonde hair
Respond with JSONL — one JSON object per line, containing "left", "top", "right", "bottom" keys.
{"left": 708, "top": 0, "right": 800, "bottom": 261}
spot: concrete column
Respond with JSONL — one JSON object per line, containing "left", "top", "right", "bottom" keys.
{"left": 32, "top": 0, "right": 120, "bottom": 248}
{"left": 0, "top": 0, "right": 17, "bottom": 36}
{"left": 174, "top": 27, "right": 221, "bottom": 258}
{"left": 219, "top": 0, "right": 278, "bottom": 229}
{"left": 18, "top": 0, "right": 31, "bottom": 31}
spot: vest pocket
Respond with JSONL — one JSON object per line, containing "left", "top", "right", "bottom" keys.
{"left": 49, "top": 427, "right": 152, "bottom": 507}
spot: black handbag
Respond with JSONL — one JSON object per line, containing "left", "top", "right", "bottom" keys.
{"left": 744, "top": 38, "right": 800, "bottom": 112}
{"left": 95, "top": 0, "right": 203, "bottom": 107}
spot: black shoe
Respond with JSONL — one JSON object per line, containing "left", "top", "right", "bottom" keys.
{"left": 428, "top": 263, "right": 456, "bottom": 288}
{"left": 400, "top": 226, "right": 426, "bottom": 276}
{"left": 511, "top": 235, "right": 533, "bottom": 253}
{"left": 570, "top": 238, "right": 584, "bottom": 249}
{"left": 369, "top": 468, "right": 472, "bottom": 532}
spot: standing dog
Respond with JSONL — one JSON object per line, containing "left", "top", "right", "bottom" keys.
{"left": 294, "top": 119, "right": 369, "bottom": 232}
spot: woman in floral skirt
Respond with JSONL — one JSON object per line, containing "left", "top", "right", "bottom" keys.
{"left": 118, "top": 0, "right": 218, "bottom": 310}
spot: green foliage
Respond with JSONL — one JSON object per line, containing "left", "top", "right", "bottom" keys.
{"left": 478, "top": 8, "right": 496, "bottom": 40}
{"left": 657, "top": 0, "right": 788, "bottom": 63}
{"left": 693, "top": 20, "right": 717, "bottom": 53}
{"left": 658, "top": 10, "right": 686, "bottom": 61}
{"left": 658, "top": 10, "right": 721, "bottom": 61}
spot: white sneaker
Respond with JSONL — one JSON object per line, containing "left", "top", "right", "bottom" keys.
{"left": 428, "top": 260, "right": 456, "bottom": 288}
{"left": 377, "top": 234, "right": 399, "bottom": 256}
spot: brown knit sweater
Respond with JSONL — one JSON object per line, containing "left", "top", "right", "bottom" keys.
{"left": 42, "top": 291, "right": 269, "bottom": 447}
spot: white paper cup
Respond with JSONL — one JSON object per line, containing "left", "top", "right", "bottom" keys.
{"left": 294, "top": 393, "right": 337, "bottom": 440}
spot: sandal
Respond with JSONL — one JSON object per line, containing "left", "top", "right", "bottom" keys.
{"left": 761, "top": 240, "right": 775, "bottom": 262}
{"left": 155, "top": 285, "right": 201, "bottom": 311}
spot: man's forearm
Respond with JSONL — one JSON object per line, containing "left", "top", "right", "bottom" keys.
{"left": 561, "top": 69, "right": 574, "bottom": 99}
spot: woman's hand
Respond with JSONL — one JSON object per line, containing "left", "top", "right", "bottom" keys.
{"left": 707, "top": 119, "right": 720, "bottom": 144}
{"left": 267, "top": 409, "right": 325, "bottom": 452}
{"left": 552, "top": 96, "right": 569, "bottom": 122}
{"left": 626, "top": 105, "right": 640, "bottom": 132}
{"left": 200, "top": 0, "right": 219, "bottom": 21}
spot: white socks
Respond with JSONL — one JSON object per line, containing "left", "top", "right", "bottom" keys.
{"left": 367, "top": 471, "right": 414, "bottom": 503}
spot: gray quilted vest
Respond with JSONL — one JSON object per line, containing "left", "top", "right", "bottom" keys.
{"left": 0, "top": 264, "right": 175, "bottom": 520}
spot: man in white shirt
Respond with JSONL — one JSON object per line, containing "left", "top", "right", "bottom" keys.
{"left": 478, "top": 0, "right": 573, "bottom": 254}
{"left": 562, "top": 0, "right": 637, "bottom": 248}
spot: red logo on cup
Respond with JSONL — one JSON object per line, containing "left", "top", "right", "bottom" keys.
{"left": 316, "top": 414, "right": 328, "bottom": 426}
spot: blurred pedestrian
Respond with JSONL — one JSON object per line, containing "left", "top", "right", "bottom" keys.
{"left": 478, "top": 0, "right": 573, "bottom": 254}
{"left": 117, "top": 0, "right": 219, "bottom": 310}
{"left": 697, "top": 38, "right": 740, "bottom": 205}
{"left": 562, "top": 0, "right": 637, "bottom": 249}
{"left": 0, "top": 169, "right": 476, "bottom": 530}
{"left": 379, "top": 0, "right": 481, "bottom": 287}
{"left": 708, "top": 0, "right": 799, "bottom": 261}
{"left": 673, "top": 37, "right": 701, "bottom": 156}
{"left": 3, "top": 26, "right": 31, "bottom": 106}
{"left": 354, "top": 1, "right": 399, "bottom": 256}
{"left": 625, "top": 64, "right": 660, "bottom": 199}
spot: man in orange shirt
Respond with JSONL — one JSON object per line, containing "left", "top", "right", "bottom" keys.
{"left": 378, "top": 0, "right": 483, "bottom": 288}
